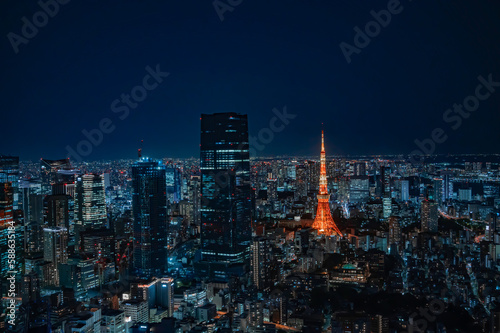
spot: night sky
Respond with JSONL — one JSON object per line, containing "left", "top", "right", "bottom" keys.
{"left": 1, "top": 0, "right": 500, "bottom": 161}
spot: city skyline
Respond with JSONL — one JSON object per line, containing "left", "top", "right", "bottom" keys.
{"left": 2, "top": 121, "right": 500, "bottom": 331}
{"left": 2, "top": 1, "right": 500, "bottom": 332}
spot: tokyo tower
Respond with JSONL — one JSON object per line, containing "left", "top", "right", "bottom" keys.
{"left": 312, "top": 130, "right": 342, "bottom": 237}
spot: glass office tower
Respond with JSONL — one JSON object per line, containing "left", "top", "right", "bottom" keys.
{"left": 199, "top": 113, "right": 252, "bottom": 273}
{"left": 131, "top": 158, "right": 168, "bottom": 279}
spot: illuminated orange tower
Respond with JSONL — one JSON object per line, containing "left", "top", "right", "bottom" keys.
{"left": 312, "top": 130, "right": 342, "bottom": 236}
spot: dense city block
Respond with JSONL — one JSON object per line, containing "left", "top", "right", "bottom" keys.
{"left": 1, "top": 115, "right": 500, "bottom": 332}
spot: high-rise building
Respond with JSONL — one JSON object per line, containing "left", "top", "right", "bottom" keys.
{"left": 388, "top": 216, "right": 402, "bottom": 254}
{"left": 131, "top": 158, "right": 168, "bottom": 278}
{"left": 158, "top": 277, "right": 175, "bottom": 316}
{"left": 312, "top": 131, "right": 342, "bottom": 236}
{"left": 441, "top": 171, "right": 453, "bottom": 201}
{"left": 353, "top": 162, "right": 366, "bottom": 177}
{"left": 165, "top": 166, "right": 182, "bottom": 204}
{"left": 421, "top": 200, "right": 438, "bottom": 233}
{"left": 400, "top": 179, "right": 410, "bottom": 201}
{"left": 380, "top": 166, "right": 390, "bottom": 195}
{"left": 199, "top": 113, "right": 252, "bottom": 273}
{"left": 371, "top": 314, "right": 389, "bottom": 333}
{"left": 0, "top": 183, "right": 23, "bottom": 280}
{"left": 188, "top": 175, "right": 201, "bottom": 225}
{"left": 19, "top": 179, "right": 44, "bottom": 254}
{"left": 251, "top": 237, "right": 271, "bottom": 291}
{"left": 40, "top": 158, "right": 72, "bottom": 195}
{"left": 59, "top": 258, "right": 98, "bottom": 294}
{"left": 337, "top": 176, "right": 350, "bottom": 202}
{"left": 0, "top": 156, "right": 19, "bottom": 209}
{"left": 267, "top": 176, "right": 278, "bottom": 203}
{"left": 433, "top": 178, "right": 444, "bottom": 204}
{"left": 486, "top": 213, "right": 499, "bottom": 241}
{"left": 22, "top": 272, "right": 41, "bottom": 304}
{"left": 19, "top": 179, "right": 42, "bottom": 220}
{"left": 349, "top": 176, "right": 369, "bottom": 203}
{"left": 43, "top": 226, "right": 68, "bottom": 285}
{"left": 75, "top": 174, "right": 107, "bottom": 231}
{"left": 382, "top": 196, "right": 392, "bottom": 219}
{"left": 248, "top": 300, "right": 264, "bottom": 331}
{"left": 295, "top": 165, "right": 308, "bottom": 199}
{"left": 44, "top": 194, "right": 71, "bottom": 229}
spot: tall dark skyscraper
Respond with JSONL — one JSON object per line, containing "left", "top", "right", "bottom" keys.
{"left": 20, "top": 179, "right": 44, "bottom": 254}
{"left": 380, "top": 166, "right": 390, "bottom": 196}
{"left": 388, "top": 216, "right": 402, "bottom": 254}
{"left": 131, "top": 158, "right": 168, "bottom": 279}
{"left": 441, "top": 171, "right": 453, "bottom": 202}
{"left": 44, "top": 194, "right": 71, "bottom": 229}
{"left": 199, "top": 113, "right": 252, "bottom": 279}
{"left": 165, "top": 166, "right": 182, "bottom": 204}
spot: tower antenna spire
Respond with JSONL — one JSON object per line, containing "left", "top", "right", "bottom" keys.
{"left": 321, "top": 125, "right": 325, "bottom": 152}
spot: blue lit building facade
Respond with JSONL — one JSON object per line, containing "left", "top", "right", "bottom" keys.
{"left": 131, "top": 158, "right": 168, "bottom": 279}
{"left": 165, "top": 166, "right": 182, "bottom": 204}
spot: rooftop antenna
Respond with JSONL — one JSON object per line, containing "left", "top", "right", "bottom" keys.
{"left": 321, "top": 123, "right": 325, "bottom": 152}
{"left": 138, "top": 140, "right": 143, "bottom": 158}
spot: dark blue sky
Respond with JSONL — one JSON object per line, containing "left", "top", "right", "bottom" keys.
{"left": 1, "top": 0, "right": 500, "bottom": 161}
